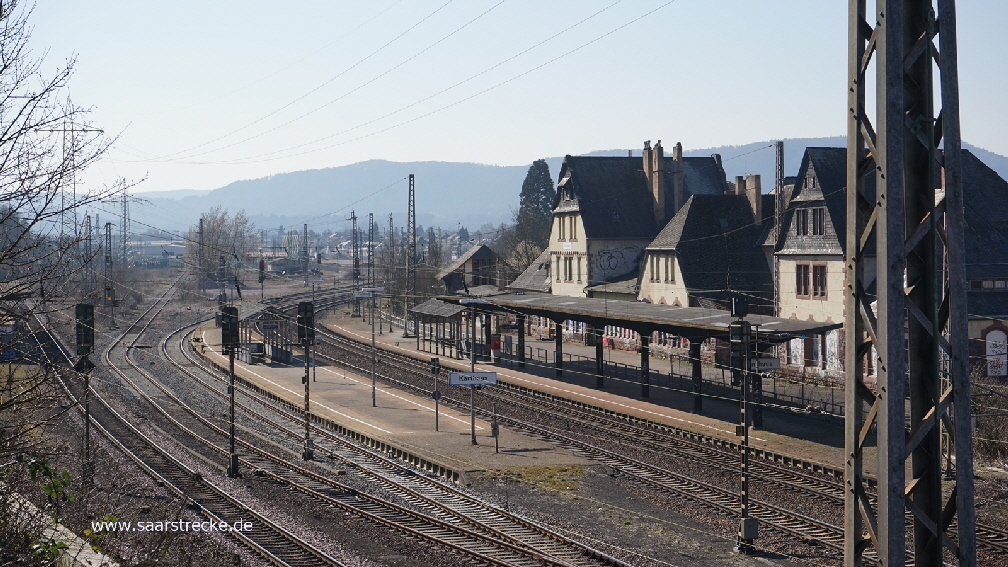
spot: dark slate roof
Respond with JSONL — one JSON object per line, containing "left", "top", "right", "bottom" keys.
{"left": 553, "top": 153, "right": 727, "bottom": 240}
{"left": 584, "top": 275, "right": 639, "bottom": 296}
{"left": 437, "top": 244, "right": 496, "bottom": 280}
{"left": 647, "top": 194, "right": 773, "bottom": 312}
{"left": 962, "top": 149, "right": 1008, "bottom": 280}
{"left": 968, "top": 293, "right": 1008, "bottom": 320}
{"left": 507, "top": 249, "right": 552, "bottom": 293}
{"left": 682, "top": 156, "right": 730, "bottom": 201}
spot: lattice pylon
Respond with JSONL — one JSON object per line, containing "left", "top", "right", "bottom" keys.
{"left": 844, "top": 1, "right": 975, "bottom": 566}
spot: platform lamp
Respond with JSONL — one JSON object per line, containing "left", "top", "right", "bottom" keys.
{"left": 362, "top": 287, "right": 384, "bottom": 407}
{"left": 460, "top": 298, "right": 487, "bottom": 445}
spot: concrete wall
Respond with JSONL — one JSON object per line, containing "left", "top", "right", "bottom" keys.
{"left": 776, "top": 255, "right": 845, "bottom": 324}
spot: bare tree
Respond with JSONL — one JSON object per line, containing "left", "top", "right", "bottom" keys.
{"left": 0, "top": 2, "right": 132, "bottom": 563}
{"left": 184, "top": 207, "right": 258, "bottom": 293}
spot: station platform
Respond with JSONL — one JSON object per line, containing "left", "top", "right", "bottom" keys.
{"left": 320, "top": 314, "right": 875, "bottom": 477}
{"left": 192, "top": 324, "right": 591, "bottom": 484}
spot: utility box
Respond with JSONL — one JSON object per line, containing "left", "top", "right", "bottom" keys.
{"left": 738, "top": 517, "right": 758, "bottom": 541}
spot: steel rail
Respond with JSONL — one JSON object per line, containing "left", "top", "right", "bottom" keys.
{"left": 117, "top": 294, "right": 608, "bottom": 567}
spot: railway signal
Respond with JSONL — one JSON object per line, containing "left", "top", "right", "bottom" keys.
{"left": 221, "top": 307, "right": 239, "bottom": 355}
{"left": 729, "top": 318, "right": 757, "bottom": 552}
{"left": 221, "top": 306, "right": 240, "bottom": 477}
{"left": 75, "top": 303, "right": 95, "bottom": 486}
{"left": 297, "top": 302, "right": 314, "bottom": 345}
{"left": 75, "top": 304, "right": 94, "bottom": 356}
{"left": 297, "top": 301, "right": 315, "bottom": 460}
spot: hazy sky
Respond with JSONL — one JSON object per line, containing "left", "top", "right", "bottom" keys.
{"left": 29, "top": 1, "right": 1008, "bottom": 195}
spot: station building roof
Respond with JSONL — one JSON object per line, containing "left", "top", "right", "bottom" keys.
{"left": 438, "top": 291, "right": 840, "bottom": 344}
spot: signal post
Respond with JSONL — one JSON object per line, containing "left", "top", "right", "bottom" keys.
{"left": 297, "top": 302, "right": 315, "bottom": 460}
{"left": 74, "top": 304, "right": 96, "bottom": 485}
{"left": 221, "top": 306, "right": 239, "bottom": 477}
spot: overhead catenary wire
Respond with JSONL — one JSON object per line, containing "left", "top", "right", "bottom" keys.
{"left": 148, "top": 0, "right": 457, "bottom": 163}
{"left": 128, "top": 0, "right": 673, "bottom": 167}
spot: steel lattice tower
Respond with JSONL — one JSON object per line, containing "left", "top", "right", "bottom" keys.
{"left": 349, "top": 211, "right": 360, "bottom": 316}
{"left": 303, "top": 223, "right": 309, "bottom": 287}
{"left": 83, "top": 214, "right": 92, "bottom": 297}
{"left": 405, "top": 174, "right": 416, "bottom": 337}
{"left": 844, "top": 1, "right": 974, "bottom": 565}
{"left": 367, "top": 213, "right": 374, "bottom": 290}
{"left": 387, "top": 213, "right": 394, "bottom": 286}
{"left": 121, "top": 191, "right": 129, "bottom": 265}
{"left": 104, "top": 222, "right": 113, "bottom": 304}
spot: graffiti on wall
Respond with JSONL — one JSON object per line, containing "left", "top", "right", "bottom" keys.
{"left": 591, "top": 245, "right": 641, "bottom": 280}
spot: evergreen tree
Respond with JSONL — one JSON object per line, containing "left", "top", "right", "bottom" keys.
{"left": 515, "top": 159, "right": 555, "bottom": 249}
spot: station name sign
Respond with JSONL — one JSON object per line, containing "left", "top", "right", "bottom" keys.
{"left": 749, "top": 357, "right": 781, "bottom": 372}
{"left": 448, "top": 371, "right": 498, "bottom": 386}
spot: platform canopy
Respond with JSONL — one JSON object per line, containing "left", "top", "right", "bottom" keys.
{"left": 439, "top": 292, "right": 840, "bottom": 344}
{"left": 411, "top": 298, "right": 466, "bottom": 318}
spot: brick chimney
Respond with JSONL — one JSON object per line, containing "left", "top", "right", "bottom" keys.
{"left": 672, "top": 142, "right": 684, "bottom": 214}
{"left": 642, "top": 140, "right": 666, "bottom": 226}
{"left": 652, "top": 141, "right": 665, "bottom": 225}
{"left": 745, "top": 174, "right": 762, "bottom": 221}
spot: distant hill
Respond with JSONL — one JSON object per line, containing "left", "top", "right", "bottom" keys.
{"left": 135, "top": 160, "right": 531, "bottom": 235}
{"left": 132, "top": 137, "right": 1008, "bottom": 236}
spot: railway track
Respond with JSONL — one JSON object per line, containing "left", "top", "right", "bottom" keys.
{"left": 302, "top": 316, "right": 1008, "bottom": 561}
{"left": 51, "top": 282, "right": 349, "bottom": 567}
{"left": 111, "top": 289, "right": 630, "bottom": 566}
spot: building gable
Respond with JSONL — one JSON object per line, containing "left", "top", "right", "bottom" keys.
{"left": 776, "top": 147, "right": 875, "bottom": 257}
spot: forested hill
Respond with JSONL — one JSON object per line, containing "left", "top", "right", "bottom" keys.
{"left": 134, "top": 138, "right": 1008, "bottom": 234}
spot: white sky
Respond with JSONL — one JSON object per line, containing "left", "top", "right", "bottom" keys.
{"left": 28, "top": 1, "right": 1008, "bottom": 195}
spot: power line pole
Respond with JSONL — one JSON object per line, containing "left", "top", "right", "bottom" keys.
{"left": 405, "top": 174, "right": 416, "bottom": 338}
{"left": 303, "top": 223, "right": 309, "bottom": 288}
{"left": 388, "top": 212, "right": 394, "bottom": 332}
{"left": 368, "top": 213, "right": 374, "bottom": 323}
{"left": 844, "top": 1, "right": 974, "bottom": 566}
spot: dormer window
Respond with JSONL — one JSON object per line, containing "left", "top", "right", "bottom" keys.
{"left": 795, "top": 209, "right": 809, "bottom": 236}
{"left": 812, "top": 208, "right": 826, "bottom": 235}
